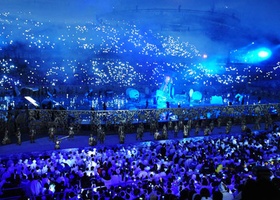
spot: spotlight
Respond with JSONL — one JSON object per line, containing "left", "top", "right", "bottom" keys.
{"left": 257, "top": 48, "right": 271, "bottom": 59}
{"left": 25, "top": 96, "right": 40, "bottom": 107}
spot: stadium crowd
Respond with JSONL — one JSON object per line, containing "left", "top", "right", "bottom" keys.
{"left": 1, "top": 6, "right": 280, "bottom": 200}
{"left": 1, "top": 124, "right": 280, "bottom": 200}
{"left": 1, "top": 10, "right": 280, "bottom": 93}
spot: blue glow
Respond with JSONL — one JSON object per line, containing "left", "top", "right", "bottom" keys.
{"left": 201, "top": 59, "right": 225, "bottom": 75}
{"left": 257, "top": 48, "right": 272, "bottom": 59}
{"left": 244, "top": 47, "right": 272, "bottom": 63}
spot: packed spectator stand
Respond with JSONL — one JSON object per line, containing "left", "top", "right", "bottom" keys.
{"left": 1, "top": 122, "right": 280, "bottom": 200}
{"left": 1, "top": 2, "right": 280, "bottom": 200}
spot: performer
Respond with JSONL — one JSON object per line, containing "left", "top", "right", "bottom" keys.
{"left": 162, "top": 124, "right": 168, "bottom": 139}
{"left": 160, "top": 75, "right": 174, "bottom": 98}
{"left": 234, "top": 93, "right": 244, "bottom": 104}
{"left": 178, "top": 120, "right": 184, "bottom": 130}
{"left": 195, "top": 122, "right": 200, "bottom": 135}
{"left": 265, "top": 114, "right": 273, "bottom": 130}
{"left": 145, "top": 99, "right": 149, "bottom": 109}
{"left": 254, "top": 116, "right": 261, "bottom": 130}
{"left": 149, "top": 120, "right": 157, "bottom": 135}
{"left": 139, "top": 122, "right": 144, "bottom": 133}
{"left": 209, "top": 120, "right": 215, "bottom": 132}
{"left": 241, "top": 119, "right": 247, "bottom": 133}
{"left": 103, "top": 102, "right": 107, "bottom": 110}
{"left": 119, "top": 131, "right": 125, "bottom": 144}
{"left": 168, "top": 119, "right": 173, "bottom": 131}
{"left": 97, "top": 125, "right": 105, "bottom": 144}
{"left": 187, "top": 120, "right": 192, "bottom": 133}
{"left": 217, "top": 118, "right": 222, "bottom": 128}
{"left": 29, "top": 128, "right": 36, "bottom": 143}
{"left": 48, "top": 126, "right": 56, "bottom": 142}
{"left": 118, "top": 123, "right": 125, "bottom": 144}
{"left": 16, "top": 127, "right": 21, "bottom": 145}
{"left": 2, "top": 128, "right": 11, "bottom": 145}
{"left": 136, "top": 123, "right": 144, "bottom": 140}
{"left": 183, "top": 124, "right": 189, "bottom": 138}
{"left": 55, "top": 136, "right": 60, "bottom": 149}
{"left": 174, "top": 123, "right": 179, "bottom": 138}
{"left": 154, "top": 129, "right": 161, "bottom": 140}
{"left": 204, "top": 126, "right": 211, "bottom": 136}
{"left": 68, "top": 126, "right": 74, "bottom": 138}
{"left": 225, "top": 119, "right": 232, "bottom": 134}
{"left": 89, "top": 134, "right": 97, "bottom": 146}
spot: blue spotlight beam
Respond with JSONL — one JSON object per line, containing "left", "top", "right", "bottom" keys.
{"left": 246, "top": 47, "right": 272, "bottom": 63}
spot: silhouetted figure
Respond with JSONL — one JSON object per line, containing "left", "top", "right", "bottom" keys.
{"left": 145, "top": 99, "right": 149, "bottom": 109}
{"left": 29, "top": 128, "right": 36, "bottom": 143}
{"left": 68, "top": 126, "right": 74, "bottom": 138}
{"left": 273, "top": 123, "right": 279, "bottom": 132}
{"left": 48, "top": 126, "right": 55, "bottom": 142}
{"left": 166, "top": 101, "right": 170, "bottom": 108}
{"left": 2, "top": 128, "right": 11, "bottom": 145}
{"left": 55, "top": 137, "right": 60, "bottom": 149}
{"left": 89, "top": 134, "right": 97, "bottom": 146}
{"left": 174, "top": 123, "right": 179, "bottom": 138}
{"left": 183, "top": 124, "right": 189, "bottom": 138}
{"left": 118, "top": 124, "right": 125, "bottom": 144}
{"left": 103, "top": 102, "right": 107, "bottom": 110}
{"left": 154, "top": 129, "right": 161, "bottom": 140}
{"left": 162, "top": 124, "right": 168, "bottom": 139}
{"left": 258, "top": 96, "right": 261, "bottom": 103}
{"left": 136, "top": 123, "right": 144, "bottom": 140}
{"left": 97, "top": 125, "right": 105, "bottom": 144}
{"left": 16, "top": 127, "right": 21, "bottom": 145}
